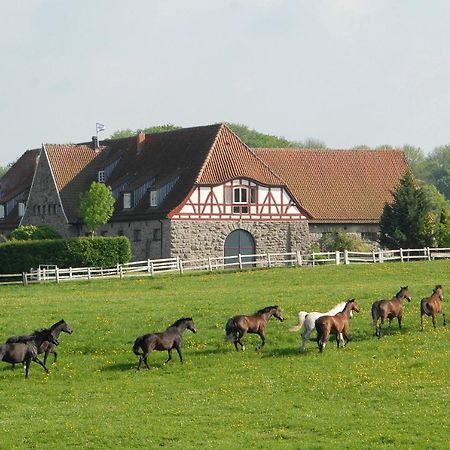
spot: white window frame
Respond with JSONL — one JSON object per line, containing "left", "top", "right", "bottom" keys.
{"left": 233, "top": 187, "right": 248, "bottom": 204}
{"left": 18, "top": 202, "right": 25, "bottom": 217}
{"left": 150, "top": 190, "right": 158, "bottom": 207}
{"left": 0, "top": 204, "right": 4, "bottom": 219}
{"left": 123, "top": 192, "right": 131, "bottom": 209}
{"left": 97, "top": 170, "right": 105, "bottom": 183}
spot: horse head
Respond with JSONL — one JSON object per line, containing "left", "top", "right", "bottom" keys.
{"left": 60, "top": 319, "right": 73, "bottom": 335}
{"left": 186, "top": 318, "right": 197, "bottom": 334}
{"left": 400, "top": 286, "right": 412, "bottom": 302}
{"left": 272, "top": 306, "right": 284, "bottom": 322}
{"left": 434, "top": 285, "right": 443, "bottom": 301}
{"left": 348, "top": 299, "right": 361, "bottom": 313}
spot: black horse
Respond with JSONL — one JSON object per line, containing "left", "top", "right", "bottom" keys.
{"left": 225, "top": 305, "right": 284, "bottom": 351}
{"left": 133, "top": 318, "right": 197, "bottom": 369}
{"left": 0, "top": 329, "right": 59, "bottom": 378}
{"left": 6, "top": 319, "right": 73, "bottom": 368}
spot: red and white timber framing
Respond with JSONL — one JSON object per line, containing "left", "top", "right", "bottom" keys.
{"left": 169, "top": 178, "right": 308, "bottom": 221}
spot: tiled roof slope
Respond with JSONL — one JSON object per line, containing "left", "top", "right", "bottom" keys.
{"left": 197, "top": 125, "right": 284, "bottom": 186}
{"left": 254, "top": 148, "right": 409, "bottom": 222}
{"left": 44, "top": 143, "right": 106, "bottom": 221}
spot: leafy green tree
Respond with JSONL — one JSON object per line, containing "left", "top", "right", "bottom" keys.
{"left": 78, "top": 182, "right": 115, "bottom": 237}
{"left": 10, "top": 224, "right": 61, "bottom": 241}
{"left": 110, "top": 124, "right": 181, "bottom": 139}
{"left": 320, "top": 230, "right": 371, "bottom": 252}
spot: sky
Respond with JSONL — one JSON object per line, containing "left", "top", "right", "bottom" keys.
{"left": 1, "top": 0, "right": 450, "bottom": 166}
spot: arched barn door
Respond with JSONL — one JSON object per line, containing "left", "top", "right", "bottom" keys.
{"left": 224, "top": 229, "right": 256, "bottom": 267}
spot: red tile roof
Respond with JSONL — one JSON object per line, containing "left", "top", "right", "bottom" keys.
{"left": 254, "top": 148, "right": 409, "bottom": 222}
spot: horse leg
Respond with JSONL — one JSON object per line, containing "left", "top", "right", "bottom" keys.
{"left": 256, "top": 332, "right": 265, "bottom": 350}
{"left": 165, "top": 349, "right": 172, "bottom": 364}
{"left": 43, "top": 350, "right": 49, "bottom": 366}
{"left": 301, "top": 328, "right": 311, "bottom": 352}
{"left": 237, "top": 331, "right": 246, "bottom": 351}
{"left": 443, "top": 312, "right": 446, "bottom": 327}
{"left": 33, "top": 357, "right": 49, "bottom": 373}
{"left": 143, "top": 355, "right": 151, "bottom": 369}
{"left": 25, "top": 359, "right": 31, "bottom": 378}
{"left": 175, "top": 345, "right": 183, "bottom": 364}
{"left": 387, "top": 318, "right": 393, "bottom": 335}
{"left": 432, "top": 313, "right": 436, "bottom": 328}
{"left": 11, "top": 363, "right": 15, "bottom": 370}
{"left": 397, "top": 315, "right": 402, "bottom": 331}
{"left": 378, "top": 318, "right": 385, "bottom": 338}
{"left": 53, "top": 350, "right": 58, "bottom": 363}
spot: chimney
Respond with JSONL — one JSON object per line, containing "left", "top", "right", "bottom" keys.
{"left": 92, "top": 135, "right": 99, "bottom": 150}
{"left": 136, "top": 132, "right": 145, "bottom": 154}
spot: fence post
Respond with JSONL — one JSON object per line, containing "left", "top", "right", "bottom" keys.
{"left": 379, "top": 249, "right": 384, "bottom": 263}
{"left": 55, "top": 266, "right": 59, "bottom": 283}
{"left": 208, "top": 257, "right": 212, "bottom": 272}
{"left": 150, "top": 261, "right": 154, "bottom": 276}
{"left": 87, "top": 267, "right": 91, "bottom": 280}
{"left": 238, "top": 253, "right": 243, "bottom": 270}
{"left": 312, "top": 252, "right": 315, "bottom": 266}
{"left": 267, "top": 252, "right": 272, "bottom": 268}
{"left": 22, "top": 272, "right": 28, "bottom": 286}
{"left": 335, "top": 251, "right": 340, "bottom": 265}
{"left": 147, "top": 259, "right": 151, "bottom": 273}
{"left": 400, "top": 248, "right": 404, "bottom": 262}
{"left": 296, "top": 250, "right": 302, "bottom": 267}
{"left": 69, "top": 267, "right": 73, "bottom": 279}
{"left": 426, "top": 247, "right": 431, "bottom": 261}
{"left": 179, "top": 259, "right": 184, "bottom": 275}
{"left": 344, "top": 250, "right": 349, "bottom": 265}
{"left": 372, "top": 250, "right": 376, "bottom": 263}
{"left": 116, "top": 263, "right": 120, "bottom": 277}
{"left": 119, "top": 265, "right": 123, "bottom": 280}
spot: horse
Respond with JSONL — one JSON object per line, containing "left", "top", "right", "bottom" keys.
{"left": 6, "top": 319, "right": 73, "bottom": 368}
{"left": 420, "top": 285, "right": 445, "bottom": 331}
{"left": 225, "top": 305, "right": 284, "bottom": 351}
{"left": 289, "top": 301, "right": 353, "bottom": 351}
{"left": 371, "top": 286, "right": 411, "bottom": 337}
{"left": 315, "top": 299, "right": 360, "bottom": 352}
{"left": 0, "top": 329, "right": 59, "bottom": 378}
{"left": 133, "top": 317, "right": 197, "bottom": 370}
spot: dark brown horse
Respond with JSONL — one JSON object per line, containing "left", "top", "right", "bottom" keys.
{"left": 6, "top": 319, "right": 73, "bottom": 368}
{"left": 371, "top": 286, "right": 411, "bottom": 337}
{"left": 133, "top": 318, "right": 197, "bottom": 369}
{"left": 0, "top": 329, "right": 59, "bottom": 378}
{"left": 315, "top": 299, "right": 360, "bottom": 352}
{"left": 420, "top": 285, "right": 445, "bottom": 331}
{"left": 225, "top": 305, "right": 284, "bottom": 351}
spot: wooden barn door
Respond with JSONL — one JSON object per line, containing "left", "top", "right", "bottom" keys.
{"left": 224, "top": 229, "right": 256, "bottom": 267}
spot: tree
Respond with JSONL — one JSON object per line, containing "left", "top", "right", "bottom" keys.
{"left": 10, "top": 224, "right": 61, "bottom": 241}
{"left": 78, "top": 182, "right": 115, "bottom": 237}
{"left": 379, "top": 171, "right": 428, "bottom": 249}
{"left": 320, "top": 230, "right": 371, "bottom": 252}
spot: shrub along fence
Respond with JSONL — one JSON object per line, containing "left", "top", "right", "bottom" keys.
{"left": 1, "top": 246, "right": 449, "bottom": 286}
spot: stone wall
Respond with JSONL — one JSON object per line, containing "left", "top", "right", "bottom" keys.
{"left": 169, "top": 220, "right": 310, "bottom": 260}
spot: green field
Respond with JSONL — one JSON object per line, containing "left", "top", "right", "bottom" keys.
{"left": 0, "top": 261, "right": 449, "bottom": 449}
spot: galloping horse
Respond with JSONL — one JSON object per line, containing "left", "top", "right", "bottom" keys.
{"left": 420, "top": 285, "right": 445, "bottom": 331}
{"left": 0, "top": 329, "right": 59, "bottom": 378}
{"left": 289, "top": 301, "right": 352, "bottom": 351}
{"left": 315, "top": 299, "right": 360, "bottom": 352}
{"left": 6, "top": 319, "right": 73, "bottom": 368}
{"left": 225, "top": 305, "right": 284, "bottom": 351}
{"left": 371, "top": 287, "right": 411, "bottom": 337}
{"left": 133, "top": 318, "right": 197, "bottom": 369}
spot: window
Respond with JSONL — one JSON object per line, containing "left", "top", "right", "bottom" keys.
{"left": 153, "top": 228, "right": 161, "bottom": 241}
{"left": 233, "top": 187, "right": 247, "bottom": 203}
{"left": 150, "top": 190, "right": 158, "bottom": 207}
{"left": 123, "top": 192, "right": 131, "bottom": 209}
{"left": 250, "top": 188, "right": 257, "bottom": 204}
{"left": 18, "top": 202, "right": 25, "bottom": 217}
{"left": 98, "top": 170, "right": 105, "bottom": 183}
{"left": 0, "top": 204, "right": 4, "bottom": 219}
{"left": 133, "top": 229, "right": 142, "bottom": 242}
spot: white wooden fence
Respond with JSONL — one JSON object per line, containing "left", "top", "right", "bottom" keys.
{"left": 0, "top": 246, "right": 444, "bottom": 286}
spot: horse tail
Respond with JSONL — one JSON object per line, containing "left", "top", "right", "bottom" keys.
{"left": 421, "top": 299, "right": 430, "bottom": 316}
{"left": 289, "top": 311, "right": 308, "bottom": 332}
{"left": 133, "top": 337, "right": 143, "bottom": 356}
{"left": 371, "top": 302, "right": 380, "bottom": 327}
{"left": 225, "top": 318, "right": 237, "bottom": 341}
{"left": 315, "top": 319, "right": 323, "bottom": 343}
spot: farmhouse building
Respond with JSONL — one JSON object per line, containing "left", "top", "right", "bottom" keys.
{"left": 0, "top": 124, "right": 409, "bottom": 261}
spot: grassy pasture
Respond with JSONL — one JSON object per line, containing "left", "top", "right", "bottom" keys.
{"left": 0, "top": 260, "right": 449, "bottom": 449}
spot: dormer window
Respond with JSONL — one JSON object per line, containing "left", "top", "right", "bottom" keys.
{"left": 0, "top": 204, "right": 4, "bottom": 219}
{"left": 98, "top": 170, "right": 105, "bottom": 183}
{"left": 123, "top": 192, "right": 131, "bottom": 209}
{"left": 150, "top": 190, "right": 158, "bottom": 207}
{"left": 18, "top": 202, "right": 25, "bottom": 217}
{"left": 231, "top": 186, "right": 257, "bottom": 214}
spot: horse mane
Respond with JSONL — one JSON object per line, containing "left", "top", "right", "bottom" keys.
{"left": 170, "top": 317, "right": 193, "bottom": 327}
{"left": 434, "top": 285, "right": 442, "bottom": 291}
{"left": 50, "top": 319, "right": 65, "bottom": 330}
{"left": 256, "top": 305, "right": 278, "bottom": 314}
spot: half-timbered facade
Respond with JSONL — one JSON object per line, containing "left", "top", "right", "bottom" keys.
{"left": 2, "top": 123, "right": 410, "bottom": 261}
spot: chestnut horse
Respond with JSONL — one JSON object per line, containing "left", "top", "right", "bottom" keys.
{"left": 225, "top": 305, "right": 284, "bottom": 351}
{"left": 133, "top": 317, "right": 197, "bottom": 369}
{"left": 371, "top": 287, "right": 411, "bottom": 337}
{"left": 315, "top": 299, "right": 360, "bottom": 352}
{"left": 420, "top": 285, "right": 445, "bottom": 331}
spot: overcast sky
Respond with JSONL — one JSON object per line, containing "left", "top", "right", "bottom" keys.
{"left": 1, "top": 0, "right": 450, "bottom": 166}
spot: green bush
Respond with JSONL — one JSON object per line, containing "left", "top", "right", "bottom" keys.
{"left": 0, "top": 236, "right": 131, "bottom": 274}
{"left": 10, "top": 224, "right": 61, "bottom": 241}
{"left": 320, "top": 230, "right": 372, "bottom": 252}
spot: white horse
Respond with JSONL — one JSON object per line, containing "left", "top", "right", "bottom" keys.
{"left": 289, "top": 302, "right": 352, "bottom": 351}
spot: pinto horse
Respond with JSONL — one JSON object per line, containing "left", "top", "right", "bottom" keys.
{"left": 0, "top": 329, "right": 59, "bottom": 378}
{"left": 371, "top": 287, "right": 411, "bottom": 337}
{"left": 289, "top": 301, "right": 352, "bottom": 351}
{"left": 315, "top": 299, "right": 360, "bottom": 352}
{"left": 420, "top": 285, "right": 445, "bottom": 331}
{"left": 225, "top": 305, "right": 284, "bottom": 351}
{"left": 133, "top": 318, "right": 197, "bottom": 369}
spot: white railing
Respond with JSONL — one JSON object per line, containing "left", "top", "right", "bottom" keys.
{"left": 3, "top": 246, "right": 450, "bottom": 286}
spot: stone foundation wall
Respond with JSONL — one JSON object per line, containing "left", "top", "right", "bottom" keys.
{"left": 170, "top": 220, "right": 310, "bottom": 259}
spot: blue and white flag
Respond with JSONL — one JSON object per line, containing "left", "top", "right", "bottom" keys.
{"left": 96, "top": 123, "right": 105, "bottom": 133}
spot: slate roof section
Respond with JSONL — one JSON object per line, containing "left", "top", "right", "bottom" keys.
{"left": 254, "top": 148, "right": 409, "bottom": 222}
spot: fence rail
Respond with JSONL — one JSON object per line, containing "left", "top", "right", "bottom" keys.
{"left": 2, "top": 247, "right": 450, "bottom": 286}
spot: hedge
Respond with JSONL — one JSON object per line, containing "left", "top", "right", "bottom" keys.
{"left": 0, "top": 237, "right": 131, "bottom": 274}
